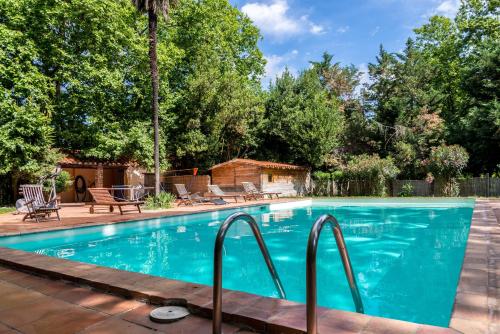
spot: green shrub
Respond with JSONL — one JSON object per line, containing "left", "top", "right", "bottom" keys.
{"left": 311, "top": 171, "right": 336, "bottom": 196}
{"left": 331, "top": 170, "right": 345, "bottom": 181}
{"left": 399, "top": 183, "right": 414, "bottom": 197}
{"left": 344, "top": 154, "right": 399, "bottom": 196}
{"left": 144, "top": 192, "right": 176, "bottom": 209}
{"left": 492, "top": 164, "right": 500, "bottom": 178}
{"left": 440, "top": 179, "right": 460, "bottom": 197}
{"left": 312, "top": 171, "right": 332, "bottom": 181}
{"left": 43, "top": 170, "right": 73, "bottom": 193}
{"left": 55, "top": 171, "right": 73, "bottom": 193}
{"left": 427, "top": 145, "right": 469, "bottom": 196}
{"left": 393, "top": 142, "right": 416, "bottom": 173}
{"left": 427, "top": 145, "right": 469, "bottom": 178}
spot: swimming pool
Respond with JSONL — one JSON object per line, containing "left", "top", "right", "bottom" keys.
{"left": 0, "top": 199, "right": 474, "bottom": 327}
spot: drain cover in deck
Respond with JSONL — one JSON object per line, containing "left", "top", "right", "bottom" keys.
{"left": 150, "top": 306, "right": 190, "bottom": 323}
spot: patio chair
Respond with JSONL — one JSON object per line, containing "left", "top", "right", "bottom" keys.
{"left": 20, "top": 184, "right": 61, "bottom": 223}
{"left": 207, "top": 185, "right": 247, "bottom": 202}
{"left": 88, "top": 188, "right": 143, "bottom": 215}
{"left": 174, "top": 184, "right": 210, "bottom": 206}
{"left": 242, "top": 182, "right": 281, "bottom": 199}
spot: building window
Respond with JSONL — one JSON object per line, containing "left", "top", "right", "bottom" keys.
{"left": 268, "top": 174, "right": 273, "bottom": 183}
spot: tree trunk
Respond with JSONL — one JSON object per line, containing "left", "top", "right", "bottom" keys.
{"left": 148, "top": 9, "right": 161, "bottom": 196}
{"left": 11, "top": 173, "right": 19, "bottom": 203}
{"left": 55, "top": 80, "right": 61, "bottom": 99}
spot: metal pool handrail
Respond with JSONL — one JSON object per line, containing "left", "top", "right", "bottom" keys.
{"left": 306, "top": 214, "right": 364, "bottom": 334}
{"left": 213, "top": 212, "right": 286, "bottom": 334}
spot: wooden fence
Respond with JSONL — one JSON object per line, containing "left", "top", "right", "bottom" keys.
{"left": 458, "top": 177, "right": 500, "bottom": 197}
{"left": 392, "top": 180, "right": 432, "bottom": 196}
{"left": 145, "top": 174, "right": 211, "bottom": 195}
{"left": 311, "top": 177, "right": 500, "bottom": 197}
{"left": 310, "top": 180, "right": 389, "bottom": 196}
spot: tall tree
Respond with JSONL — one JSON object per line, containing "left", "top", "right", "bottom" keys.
{"left": 413, "top": 0, "right": 499, "bottom": 173}
{"left": 131, "top": 0, "right": 177, "bottom": 195}
{"left": 262, "top": 69, "right": 344, "bottom": 167}
{"left": 165, "top": 0, "right": 265, "bottom": 168}
{"left": 310, "top": 52, "right": 372, "bottom": 156}
{"left": 0, "top": 23, "right": 61, "bottom": 198}
{"left": 0, "top": 0, "right": 165, "bottom": 167}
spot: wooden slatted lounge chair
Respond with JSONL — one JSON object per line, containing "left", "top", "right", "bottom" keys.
{"left": 242, "top": 182, "right": 281, "bottom": 199}
{"left": 20, "top": 184, "right": 61, "bottom": 223}
{"left": 207, "top": 185, "right": 247, "bottom": 202}
{"left": 174, "top": 184, "right": 210, "bottom": 206}
{"left": 88, "top": 188, "right": 143, "bottom": 214}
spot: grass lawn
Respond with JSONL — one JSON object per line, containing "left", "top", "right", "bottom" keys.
{"left": 0, "top": 207, "right": 15, "bottom": 214}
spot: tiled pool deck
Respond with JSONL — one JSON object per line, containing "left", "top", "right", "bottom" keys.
{"left": 0, "top": 198, "right": 295, "bottom": 236}
{"left": 0, "top": 198, "right": 497, "bottom": 334}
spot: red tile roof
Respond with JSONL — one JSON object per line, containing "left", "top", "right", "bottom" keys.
{"left": 210, "top": 158, "right": 308, "bottom": 171}
{"left": 59, "top": 155, "right": 133, "bottom": 168}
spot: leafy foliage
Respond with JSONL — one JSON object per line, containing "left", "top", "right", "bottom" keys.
{"left": 167, "top": 0, "right": 265, "bottom": 168}
{"left": 262, "top": 69, "right": 344, "bottom": 167}
{"left": 42, "top": 170, "right": 72, "bottom": 194}
{"left": 312, "top": 171, "right": 332, "bottom": 181}
{"left": 131, "top": 0, "right": 177, "bottom": 18}
{"left": 55, "top": 171, "right": 73, "bottom": 194}
{"left": 427, "top": 145, "right": 469, "bottom": 196}
{"left": 362, "top": 0, "right": 499, "bottom": 178}
{"left": 427, "top": 145, "right": 469, "bottom": 179}
{"left": 0, "top": 0, "right": 498, "bottom": 202}
{"left": 0, "top": 22, "right": 60, "bottom": 182}
{"left": 398, "top": 183, "right": 414, "bottom": 197}
{"left": 0, "top": 0, "right": 168, "bottom": 168}
{"left": 144, "top": 191, "right": 176, "bottom": 209}
{"left": 344, "top": 154, "right": 399, "bottom": 196}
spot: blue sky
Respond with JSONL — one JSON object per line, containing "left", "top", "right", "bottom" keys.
{"left": 229, "top": 0, "right": 460, "bottom": 85}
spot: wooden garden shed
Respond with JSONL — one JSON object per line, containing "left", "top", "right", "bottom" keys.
{"left": 210, "top": 159, "right": 310, "bottom": 196}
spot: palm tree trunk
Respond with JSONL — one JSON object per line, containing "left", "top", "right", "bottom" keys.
{"left": 11, "top": 173, "right": 19, "bottom": 202}
{"left": 148, "top": 9, "right": 161, "bottom": 196}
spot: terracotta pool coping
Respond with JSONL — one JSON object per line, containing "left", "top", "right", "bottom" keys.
{"left": 448, "top": 199, "right": 499, "bottom": 333}
{"left": 0, "top": 198, "right": 496, "bottom": 333}
{"left": 0, "top": 247, "right": 457, "bottom": 334}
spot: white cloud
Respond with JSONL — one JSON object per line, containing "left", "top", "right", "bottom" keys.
{"left": 264, "top": 54, "right": 285, "bottom": 79}
{"left": 336, "top": 25, "right": 350, "bottom": 34}
{"left": 433, "top": 0, "right": 460, "bottom": 18}
{"left": 263, "top": 50, "right": 298, "bottom": 83}
{"left": 435, "top": 0, "right": 459, "bottom": 17}
{"left": 370, "top": 26, "right": 380, "bottom": 36}
{"left": 242, "top": 1, "right": 323, "bottom": 38}
{"left": 310, "top": 23, "right": 325, "bottom": 35}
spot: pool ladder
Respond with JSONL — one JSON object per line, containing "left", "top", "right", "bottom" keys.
{"left": 306, "top": 214, "right": 364, "bottom": 334}
{"left": 212, "top": 212, "right": 286, "bottom": 334}
{"left": 212, "top": 212, "right": 364, "bottom": 334}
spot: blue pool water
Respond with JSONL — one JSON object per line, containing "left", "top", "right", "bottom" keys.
{"left": 0, "top": 199, "right": 474, "bottom": 327}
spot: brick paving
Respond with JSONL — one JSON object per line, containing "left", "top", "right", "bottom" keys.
{"left": 0, "top": 198, "right": 497, "bottom": 333}
{"left": 448, "top": 199, "right": 499, "bottom": 334}
{"left": 0, "top": 266, "right": 243, "bottom": 334}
